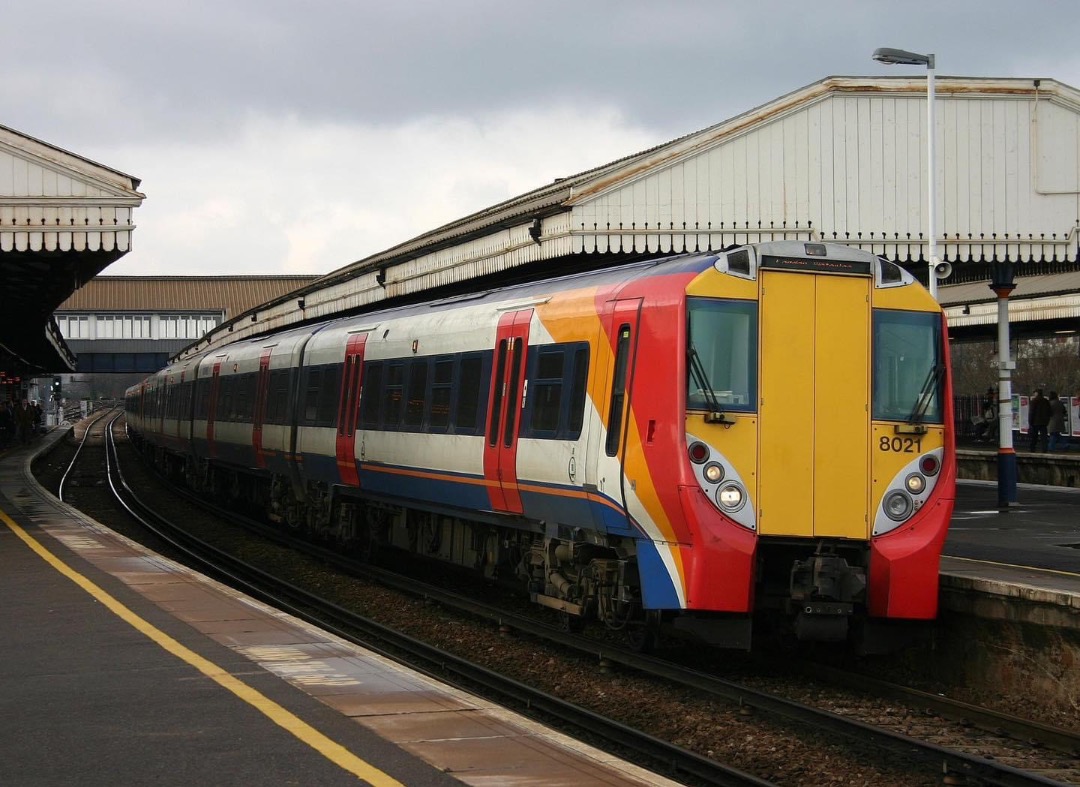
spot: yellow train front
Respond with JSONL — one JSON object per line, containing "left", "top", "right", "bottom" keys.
{"left": 643, "top": 240, "right": 955, "bottom": 649}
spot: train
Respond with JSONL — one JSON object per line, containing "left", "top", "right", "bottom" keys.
{"left": 125, "top": 241, "right": 956, "bottom": 652}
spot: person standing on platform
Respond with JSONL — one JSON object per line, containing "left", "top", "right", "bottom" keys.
{"left": 1047, "top": 391, "right": 1067, "bottom": 452}
{"left": 14, "top": 399, "right": 32, "bottom": 444}
{"left": 0, "top": 400, "right": 12, "bottom": 447}
{"left": 1028, "top": 388, "right": 1051, "bottom": 452}
{"left": 975, "top": 387, "right": 997, "bottom": 441}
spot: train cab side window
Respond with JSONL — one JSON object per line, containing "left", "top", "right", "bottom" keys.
{"left": 456, "top": 354, "right": 483, "bottom": 432}
{"left": 383, "top": 362, "right": 405, "bottom": 428}
{"left": 360, "top": 362, "right": 383, "bottom": 428}
{"left": 605, "top": 326, "right": 632, "bottom": 456}
{"left": 430, "top": 358, "right": 454, "bottom": 431}
{"left": 405, "top": 361, "right": 428, "bottom": 428}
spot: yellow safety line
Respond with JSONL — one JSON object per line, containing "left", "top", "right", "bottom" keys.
{"left": 0, "top": 506, "right": 403, "bottom": 786}
{"left": 944, "top": 554, "right": 1080, "bottom": 579}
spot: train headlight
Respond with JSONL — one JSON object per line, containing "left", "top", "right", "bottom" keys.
{"left": 883, "top": 490, "right": 913, "bottom": 522}
{"left": 703, "top": 462, "right": 725, "bottom": 484}
{"left": 716, "top": 483, "right": 746, "bottom": 512}
{"left": 905, "top": 473, "right": 926, "bottom": 495}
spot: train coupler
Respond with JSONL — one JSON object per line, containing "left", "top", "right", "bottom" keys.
{"left": 793, "top": 606, "right": 852, "bottom": 642}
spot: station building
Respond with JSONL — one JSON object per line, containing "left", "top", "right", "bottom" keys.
{"left": 48, "top": 275, "right": 317, "bottom": 400}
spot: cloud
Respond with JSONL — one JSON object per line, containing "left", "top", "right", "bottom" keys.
{"left": 4, "top": 0, "right": 1080, "bottom": 277}
{"left": 103, "top": 104, "right": 657, "bottom": 275}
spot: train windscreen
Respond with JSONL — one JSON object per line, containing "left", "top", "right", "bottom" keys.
{"left": 872, "top": 310, "right": 944, "bottom": 423}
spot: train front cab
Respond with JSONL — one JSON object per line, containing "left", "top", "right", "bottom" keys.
{"left": 676, "top": 242, "right": 954, "bottom": 649}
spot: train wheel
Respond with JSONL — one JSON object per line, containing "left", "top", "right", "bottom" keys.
{"left": 626, "top": 610, "right": 662, "bottom": 653}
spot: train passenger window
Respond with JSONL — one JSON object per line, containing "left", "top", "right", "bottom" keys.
{"left": 430, "top": 359, "right": 454, "bottom": 430}
{"left": 872, "top": 310, "right": 943, "bottom": 423}
{"left": 317, "top": 365, "right": 342, "bottom": 426}
{"left": 236, "top": 373, "right": 254, "bottom": 421}
{"left": 360, "top": 362, "right": 382, "bottom": 427}
{"left": 194, "top": 378, "right": 210, "bottom": 419}
{"left": 303, "top": 368, "right": 323, "bottom": 423}
{"left": 405, "top": 362, "right": 428, "bottom": 428}
{"left": 220, "top": 376, "right": 236, "bottom": 422}
{"left": 686, "top": 298, "right": 758, "bottom": 412}
{"left": 456, "top": 355, "right": 483, "bottom": 432}
{"left": 529, "top": 348, "right": 565, "bottom": 435}
{"left": 383, "top": 363, "right": 405, "bottom": 427}
{"left": 606, "top": 326, "right": 632, "bottom": 456}
{"left": 266, "top": 369, "right": 290, "bottom": 424}
{"left": 179, "top": 381, "right": 192, "bottom": 420}
{"left": 568, "top": 346, "right": 589, "bottom": 435}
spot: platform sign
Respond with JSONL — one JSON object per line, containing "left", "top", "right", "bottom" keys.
{"left": 1016, "top": 395, "right": 1028, "bottom": 434}
{"left": 1071, "top": 396, "right": 1080, "bottom": 438}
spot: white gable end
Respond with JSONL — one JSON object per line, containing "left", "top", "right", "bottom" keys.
{"left": 570, "top": 79, "right": 1080, "bottom": 264}
{"left": 0, "top": 126, "right": 144, "bottom": 254}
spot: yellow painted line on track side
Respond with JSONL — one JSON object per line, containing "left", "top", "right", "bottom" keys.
{"left": 944, "top": 554, "right": 1080, "bottom": 579}
{"left": 0, "top": 506, "right": 403, "bottom": 786}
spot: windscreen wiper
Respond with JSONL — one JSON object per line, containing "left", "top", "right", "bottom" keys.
{"left": 688, "top": 343, "right": 733, "bottom": 424}
{"left": 906, "top": 363, "right": 944, "bottom": 424}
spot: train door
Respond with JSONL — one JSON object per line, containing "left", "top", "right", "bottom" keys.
{"left": 483, "top": 309, "right": 532, "bottom": 513}
{"left": 334, "top": 333, "right": 368, "bottom": 486}
{"left": 252, "top": 349, "right": 273, "bottom": 469}
{"left": 586, "top": 298, "right": 641, "bottom": 532}
{"left": 206, "top": 360, "right": 223, "bottom": 459}
{"left": 758, "top": 272, "right": 871, "bottom": 538}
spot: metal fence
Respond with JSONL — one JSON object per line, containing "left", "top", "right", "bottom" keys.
{"left": 954, "top": 394, "right": 986, "bottom": 440}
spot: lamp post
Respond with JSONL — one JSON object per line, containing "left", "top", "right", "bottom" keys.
{"left": 989, "top": 263, "right": 1018, "bottom": 507}
{"left": 873, "top": 47, "right": 939, "bottom": 299}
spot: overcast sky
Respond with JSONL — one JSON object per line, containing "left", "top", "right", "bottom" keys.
{"left": 5, "top": 1, "right": 1079, "bottom": 277}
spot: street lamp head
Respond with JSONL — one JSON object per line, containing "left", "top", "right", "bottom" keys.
{"left": 873, "top": 47, "right": 934, "bottom": 68}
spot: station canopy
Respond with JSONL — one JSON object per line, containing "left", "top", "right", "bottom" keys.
{"left": 182, "top": 75, "right": 1080, "bottom": 359}
{"left": 0, "top": 123, "right": 144, "bottom": 375}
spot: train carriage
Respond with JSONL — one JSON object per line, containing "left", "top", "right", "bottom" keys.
{"left": 127, "top": 241, "right": 955, "bottom": 650}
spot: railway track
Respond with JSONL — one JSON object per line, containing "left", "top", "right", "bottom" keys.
{"left": 50, "top": 414, "right": 1080, "bottom": 786}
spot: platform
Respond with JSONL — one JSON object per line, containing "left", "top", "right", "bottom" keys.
{"left": 0, "top": 429, "right": 678, "bottom": 787}
{"left": 941, "top": 479, "right": 1080, "bottom": 629}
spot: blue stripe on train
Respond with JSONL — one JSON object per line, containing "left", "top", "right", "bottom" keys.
{"left": 300, "top": 452, "right": 340, "bottom": 484}
{"left": 635, "top": 539, "right": 683, "bottom": 609}
{"left": 358, "top": 464, "right": 493, "bottom": 511}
